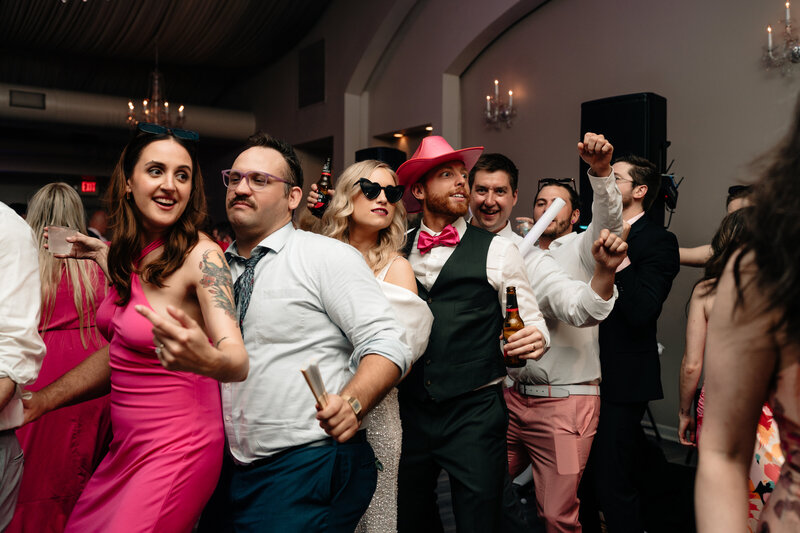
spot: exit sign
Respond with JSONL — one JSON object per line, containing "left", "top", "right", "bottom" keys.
{"left": 80, "top": 180, "right": 98, "bottom": 195}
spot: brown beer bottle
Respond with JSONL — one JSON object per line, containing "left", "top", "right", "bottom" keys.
{"left": 310, "top": 157, "right": 333, "bottom": 218}
{"left": 503, "top": 286, "right": 526, "bottom": 368}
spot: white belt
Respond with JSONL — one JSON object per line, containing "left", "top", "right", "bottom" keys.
{"left": 515, "top": 383, "right": 600, "bottom": 398}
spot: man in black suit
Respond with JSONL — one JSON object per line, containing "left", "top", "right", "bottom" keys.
{"left": 582, "top": 155, "right": 679, "bottom": 533}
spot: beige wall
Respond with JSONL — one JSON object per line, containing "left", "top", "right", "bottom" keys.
{"left": 459, "top": 0, "right": 800, "bottom": 437}
{"left": 245, "top": 0, "right": 800, "bottom": 439}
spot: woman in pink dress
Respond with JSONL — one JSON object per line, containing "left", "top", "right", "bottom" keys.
{"left": 25, "top": 124, "right": 249, "bottom": 533}
{"left": 8, "top": 183, "right": 111, "bottom": 533}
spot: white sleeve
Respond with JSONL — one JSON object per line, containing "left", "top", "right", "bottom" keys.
{"left": 578, "top": 169, "right": 623, "bottom": 276}
{"left": 487, "top": 236, "right": 550, "bottom": 347}
{"left": 0, "top": 208, "right": 46, "bottom": 386}
{"left": 525, "top": 248, "right": 616, "bottom": 327}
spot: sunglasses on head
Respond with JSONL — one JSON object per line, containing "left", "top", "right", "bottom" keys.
{"left": 138, "top": 122, "right": 200, "bottom": 142}
{"left": 355, "top": 178, "right": 404, "bottom": 204}
{"left": 728, "top": 185, "right": 751, "bottom": 196}
{"left": 537, "top": 177, "right": 576, "bottom": 192}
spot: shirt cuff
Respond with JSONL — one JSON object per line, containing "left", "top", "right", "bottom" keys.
{"left": 350, "top": 337, "right": 412, "bottom": 376}
{"left": 616, "top": 257, "right": 632, "bottom": 273}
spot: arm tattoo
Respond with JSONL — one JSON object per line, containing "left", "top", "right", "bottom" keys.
{"left": 215, "top": 336, "right": 229, "bottom": 349}
{"left": 199, "top": 250, "right": 237, "bottom": 321}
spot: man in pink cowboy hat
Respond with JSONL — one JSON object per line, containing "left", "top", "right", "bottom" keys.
{"left": 396, "top": 136, "right": 549, "bottom": 533}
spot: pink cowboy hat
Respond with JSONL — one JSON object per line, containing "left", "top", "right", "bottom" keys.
{"left": 396, "top": 136, "right": 484, "bottom": 213}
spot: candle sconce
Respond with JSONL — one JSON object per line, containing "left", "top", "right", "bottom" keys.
{"left": 484, "top": 79, "right": 516, "bottom": 129}
{"left": 763, "top": 2, "right": 800, "bottom": 75}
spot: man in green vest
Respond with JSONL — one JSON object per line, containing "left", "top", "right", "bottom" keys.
{"left": 396, "top": 136, "right": 549, "bottom": 533}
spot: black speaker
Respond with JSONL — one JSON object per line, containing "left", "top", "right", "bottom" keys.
{"left": 355, "top": 146, "right": 407, "bottom": 171}
{"left": 578, "top": 92, "right": 668, "bottom": 226}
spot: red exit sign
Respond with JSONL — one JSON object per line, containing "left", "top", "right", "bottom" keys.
{"left": 80, "top": 180, "right": 97, "bottom": 195}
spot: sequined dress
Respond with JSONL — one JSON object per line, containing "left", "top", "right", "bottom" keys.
{"left": 356, "top": 258, "right": 433, "bottom": 533}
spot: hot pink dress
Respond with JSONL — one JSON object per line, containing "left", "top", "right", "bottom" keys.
{"left": 8, "top": 265, "right": 111, "bottom": 533}
{"left": 65, "top": 241, "right": 224, "bottom": 533}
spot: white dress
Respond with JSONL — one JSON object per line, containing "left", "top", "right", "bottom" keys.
{"left": 356, "top": 257, "right": 433, "bottom": 533}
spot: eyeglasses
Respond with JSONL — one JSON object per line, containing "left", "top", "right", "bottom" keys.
{"left": 355, "top": 178, "right": 404, "bottom": 204}
{"left": 537, "top": 178, "right": 576, "bottom": 192}
{"left": 614, "top": 175, "right": 636, "bottom": 184}
{"left": 222, "top": 169, "right": 292, "bottom": 190}
{"left": 727, "top": 185, "right": 751, "bottom": 196}
{"left": 137, "top": 122, "right": 200, "bottom": 142}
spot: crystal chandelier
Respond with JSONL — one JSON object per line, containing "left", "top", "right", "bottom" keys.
{"left": 127, "top": 50, "right": 185, "bottom": 128}
{"left": 484, "top": 79, "right": 516, "bottom": 128}
{"left": 763, "top": 2, "right": 800, "bottom": 75}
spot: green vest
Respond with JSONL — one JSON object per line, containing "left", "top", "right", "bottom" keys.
{"left": 399, "top": 224, "right": 505, "bottom": 402}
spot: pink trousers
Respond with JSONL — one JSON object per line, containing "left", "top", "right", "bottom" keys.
{"left": 505, "top": 387, "right": 600, "bottom": 533}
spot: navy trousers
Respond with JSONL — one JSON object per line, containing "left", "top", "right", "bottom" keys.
{"left": 199, "top": 434, "right": 377, "bottom": 533}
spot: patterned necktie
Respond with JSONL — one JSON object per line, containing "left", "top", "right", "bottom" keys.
{"left": 417, "top": 224, "right": 461, "bottom": 255}
{"left": 226, "top": 246, "right": 269, "bottom": 331}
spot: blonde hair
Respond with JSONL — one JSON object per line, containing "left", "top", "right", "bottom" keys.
{"left": 319, "top": 160, "right": 407, "bottom": 273}
{"left": 27, "top": 183, "right": 104, "bottom": 348}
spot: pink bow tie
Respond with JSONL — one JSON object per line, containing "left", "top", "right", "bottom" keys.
{"left": 417, "top": 225, "right": 460, "bottom": 255}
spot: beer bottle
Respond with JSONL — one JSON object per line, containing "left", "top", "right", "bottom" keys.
{"left": 310, "top": 157, "right": 333, "bottom": 218}
{"left": 503, "top": 286, "right": 526, "bottom": 368}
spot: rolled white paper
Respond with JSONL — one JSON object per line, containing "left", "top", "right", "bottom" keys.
{"left": 518, "top": 197, "right": 566, "bottom": 259}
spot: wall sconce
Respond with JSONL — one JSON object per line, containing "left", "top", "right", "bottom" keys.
{"left": 484, "top": 79, "right": 516, "bottom": 128}
{"left": 763, "top": 2, "right": 800, "bottom": 74}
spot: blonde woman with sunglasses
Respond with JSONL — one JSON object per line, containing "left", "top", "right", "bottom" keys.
{"left": 310, "top": 160, "right": 433, "bottom": 532}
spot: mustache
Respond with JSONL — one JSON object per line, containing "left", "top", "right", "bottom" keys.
{"left": 228, "top": 195, "right": 254, "bottom": 208}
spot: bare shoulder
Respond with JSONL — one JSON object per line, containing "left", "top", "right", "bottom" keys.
{"left": 383, "top": 255, "right": 418, "bottom": 294}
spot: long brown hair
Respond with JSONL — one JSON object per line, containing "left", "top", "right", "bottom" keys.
{"left": 728, "top": 93, "right": 800, "bottom": 344}
{"left": 696, "top": 207, "right": 752, "bottom": 297}
{"left": 106, "top": 131, "right": 207, "bottom": 304}
{"left": 27, "top": 183, "right": 104, "bottom": 348}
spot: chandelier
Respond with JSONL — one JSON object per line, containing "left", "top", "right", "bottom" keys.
{"left": 126, "top": 50, "right": 185, "bottom": 128}
{"left": 484, "top": 79, "right": 516, "bottom": 128}
{"left": 763, "top": 2, "right": 800, "bottom": 75}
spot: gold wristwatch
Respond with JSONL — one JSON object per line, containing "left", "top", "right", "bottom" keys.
{"left": 342, "top": 395, "right": 363, "bottom": 422}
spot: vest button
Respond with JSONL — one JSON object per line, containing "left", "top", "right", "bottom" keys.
{"left": 427, "top": 297, "right": 433, "bottom": 304}
{"left": 426, "top": 380, "right": 431, "bottom": 386}
{"left": 425, "top": 359, "right": 431, "bottom": 365}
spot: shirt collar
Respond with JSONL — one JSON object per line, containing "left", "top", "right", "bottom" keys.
{"left": 228, "top": 222, "right": 294, "bottom": 260}
{"left": 626, "top": 212, "right": 646, "bottom": 225}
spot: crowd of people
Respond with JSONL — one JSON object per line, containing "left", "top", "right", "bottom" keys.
{"left": 0, "top": 95, "right": 798, "bottom": 533}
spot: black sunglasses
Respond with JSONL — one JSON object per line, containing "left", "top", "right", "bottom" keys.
{"left": 355, "top": 178, "right": 404, "bottom": 204}
{"left": 138, "top": 122, "right": 200, "bottom": 142}
{"left": 537, "top": 177, "right": 576, "bottom": 192}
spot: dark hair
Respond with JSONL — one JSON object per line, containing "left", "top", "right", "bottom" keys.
{"left": 613, "top": 154, "right": 661, "bottom": 211}
{"left": 726, "top": 94, "right": 800, "bottom": 345}
{"left": 726, "top": 185, "right": 751, "bottom": 207}
{"left": 212, "top": 220, "right": 234, "bottom": 241}
{"left": 696, "top": 208, "right": 752, "bottom": 297}
{"left": 9, "top": 202, "right": 27, "bottom": 217}
{"left": 469, "top": 153, "right": 519, "bottom": 191}
{"left": 245, "top": 132, "right": 303, "bottom": 191}
{"left": 534, "top": 182, "right": 581, "bottom": 212}
{"left": 106, "top": 131, "right": 206, "bottom": 305}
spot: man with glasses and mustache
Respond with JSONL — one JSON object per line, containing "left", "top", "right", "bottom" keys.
{"left": 467, "top": 142, "right": 628, "bottom": 532}
{"left": 199, "top": 132, "right": 413, "bottom": 532}
{"left": 395, "top": 136, "right": 549, "bottom": 533}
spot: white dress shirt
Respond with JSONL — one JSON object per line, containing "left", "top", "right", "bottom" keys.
{"left": 0, "top": 202, "right": 46, "bottom": 429}
{"left": 508, "top": 170, "right": 622, "bottom": 386}
{"left": 408, "top": 216, "right": 549, "bottom": 349}
{"left": 222, "top": 223, "right": 412, "bottom": 463}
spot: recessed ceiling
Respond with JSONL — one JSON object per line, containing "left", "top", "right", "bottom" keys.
{"left": 0, "top": 0, "right": 332, "bottom": 109}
